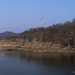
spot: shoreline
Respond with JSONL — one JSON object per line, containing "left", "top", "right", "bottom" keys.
{"left": 0, "top": 40, "right": 75, "bottom": 53}
{"left": 0, "top": 46, "right": 75, "bottom": 53}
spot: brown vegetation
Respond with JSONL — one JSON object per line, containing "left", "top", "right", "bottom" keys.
{"left": 5, "top": 19, "right": 75, "bottom": 49}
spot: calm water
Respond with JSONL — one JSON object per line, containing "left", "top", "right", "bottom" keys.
{"left": 0, "top": 51, "right": 75, "bottom": 75}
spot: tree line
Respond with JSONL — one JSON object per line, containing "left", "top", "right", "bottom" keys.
{"left": 5, "top": 19, "right": 75, "bottom": 48}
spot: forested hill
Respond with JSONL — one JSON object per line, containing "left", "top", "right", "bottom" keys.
{"left": 6, "top": 19, "right": 75, "bottom": 48}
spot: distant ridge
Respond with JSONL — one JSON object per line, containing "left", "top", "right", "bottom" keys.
{"left": 0, "top": 31, "right": 17, "bottom": 39}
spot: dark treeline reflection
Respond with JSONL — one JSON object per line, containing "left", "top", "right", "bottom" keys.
{"left": 2, "top": 51, "right": 75, "bottom": 68}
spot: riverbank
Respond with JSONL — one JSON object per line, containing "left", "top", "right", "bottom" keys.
{"left": 0, "top": 40, "right": 75, "bottom": 53}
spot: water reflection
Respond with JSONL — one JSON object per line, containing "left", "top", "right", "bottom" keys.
{"left": 2, "top": 51, "right": 75, "bottom": 67}
{"left": 0, "top": 51, "right": 75, "bottom": 75}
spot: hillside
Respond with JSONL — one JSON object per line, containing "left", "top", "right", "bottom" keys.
{"left": 5, "top": 19, "right": 75, "bottom": 50}
{"left": 0, "top": 31, "right": 17, "bottom": 40}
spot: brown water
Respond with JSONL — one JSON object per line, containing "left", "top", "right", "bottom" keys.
{"left": 0, "top": 51, "right": 75, "bottom": 75}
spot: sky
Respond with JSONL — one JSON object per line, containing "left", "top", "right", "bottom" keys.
{"left": 0, "top": 0, "right": 75, "bottom": 33}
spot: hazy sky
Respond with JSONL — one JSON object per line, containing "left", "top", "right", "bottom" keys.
{"left": 0, "top": 0, "right": 75, "bottom": 33}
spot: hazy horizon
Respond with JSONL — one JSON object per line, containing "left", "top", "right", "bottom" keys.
{"left": 0, "top": 0, "right": 75, "bottom": 33}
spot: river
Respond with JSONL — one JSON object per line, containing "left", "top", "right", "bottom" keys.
{"left": 0, "top": 51, "right": 75, "bottom": 75}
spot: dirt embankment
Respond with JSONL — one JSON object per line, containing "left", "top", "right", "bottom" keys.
{"left": 0, "top": 40, "right": 74, "bottom": 53}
